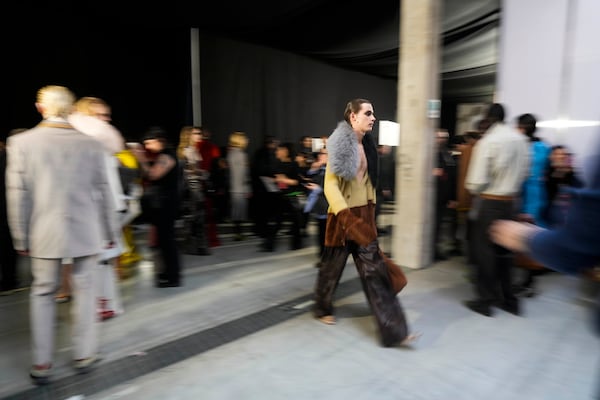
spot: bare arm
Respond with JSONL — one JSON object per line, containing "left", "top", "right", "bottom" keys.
{"left": 142, "top": 153, "right": 175, "bottom": 180}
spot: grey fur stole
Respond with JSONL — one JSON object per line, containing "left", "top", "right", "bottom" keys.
{"left": 327, "top": 121, "right": 379, "bottom": 187}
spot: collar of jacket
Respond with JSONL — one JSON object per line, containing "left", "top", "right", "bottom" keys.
{"left": 328, "top": 121, "right": 359, "bottom": 180}
{"left": 327, "top": 121, "right": 378, "bottom": 187}
{"left": 38, "top": 121, "right": 73, "bottom": 129}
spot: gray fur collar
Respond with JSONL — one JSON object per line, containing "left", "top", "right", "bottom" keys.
{"left": 327, "top": 121, "right": 359, "bottom": 180}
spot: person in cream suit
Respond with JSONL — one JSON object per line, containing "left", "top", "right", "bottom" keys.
{"left": 5, "top": 85, "right": 119, "bottom": 385}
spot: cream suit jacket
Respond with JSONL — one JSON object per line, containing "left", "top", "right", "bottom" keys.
{"left": 6, "top": 121, "right": 119, "bottom": 258}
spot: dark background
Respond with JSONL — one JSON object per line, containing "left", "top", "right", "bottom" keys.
{"left": 2, "top": 1, "right": 498, "bottom": 156}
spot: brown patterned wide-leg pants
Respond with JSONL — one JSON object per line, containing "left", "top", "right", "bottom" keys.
{"left": 313, "top": 240, "right": 409, "bottom": 347}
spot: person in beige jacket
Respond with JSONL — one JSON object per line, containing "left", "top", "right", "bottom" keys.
{"left": 6, "top": 85, "right": 119, "bottom": 384}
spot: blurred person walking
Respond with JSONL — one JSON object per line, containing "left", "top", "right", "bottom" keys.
{"left": 177, "top": 126, "right": 210, "bottom": 255}
{"left": 132, "top": 127, "right": 182, "bottom": 287}
{"left": 454, "top": 130, "right": 482, "bottom": 270}
{"left": 463, "top": 103, "right": 530, "bottom": 317}
{"left": 250, "top": 135, "right": 279, "bottom": 242}
{"left": 0, "top": 129, "right": 25, "bottom": 295}
{"left": 511, "top": 113, "right": 552, "bottom": 298}
{"left": 226, "top": 131, "right": 251, "bottom": 241}
{"left": 304, "top": 147, "right": 329, "bottom": 259}
{"left": 6, "top": 85, "right": 119, "bottom": 384}
{"left": 271, "top": 141, "right": 304, "bottom": 251}
{"left": 196, "top": 126, "right": 222, "bottom": 247}
{"left": 490, "top": 152, "right": 600, "bottom": 396}
{"left": 69, "top": 96, "right": 128, "bottom": 320}
{"left": 432, "top": 128, "right": 457, "bottom": 261}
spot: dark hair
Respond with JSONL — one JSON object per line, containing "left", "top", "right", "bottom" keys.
{"left": 344, "top": 98, "right": 371, "bottom": 123}
{"left": 517, "top": 113, "right": 537, "bottom": 139}
{"left": 143, "top": 126, "right": 168, "bottom": 142}
{"left": 278, "top": 141, "right": 297, "bottom": 159}
{"left": 486, "top": 103, "right": 505, "bottom": 124}
{"left": 262, "top": 135, "right": 278, "bottom": 147}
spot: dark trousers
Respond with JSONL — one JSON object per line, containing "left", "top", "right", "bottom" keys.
{"left": 0, "top": 222, "right": 18, "bottom": 290}
{"left": 264, "top": 194, "right": 303, "bottom": 250}
{"left": 433, "top": 199, "right": 447, "bottom": 255}
{"left": 182, "top": 195, "right": 208, "bottom": 254}
{"left": 316, "top": 218, "right": 327, "bottom": 257}
{"left": 471, "top": 199, "right": 517, "bottom": 306}
{"left": 252, "top": 191, "right": 274, "bottom": 238}
{"left": 155, "top": 209, "right": 181, "bottom": 284}
{"left": 313, "top": 240, "right": 409, "bottom": 346}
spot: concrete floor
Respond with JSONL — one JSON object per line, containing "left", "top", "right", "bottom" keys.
{"left": 0, "top": 223, "right": 598, "bottom": 400}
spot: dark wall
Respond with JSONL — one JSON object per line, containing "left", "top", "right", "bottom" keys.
{"left": 4, "top": 21, "right": 191, "bottom": 144}
{"left": 3, "top": 20, "right": 488, "bottom": 154}
{"left": 198, "top": 35, "right": 398, "bottom": 157}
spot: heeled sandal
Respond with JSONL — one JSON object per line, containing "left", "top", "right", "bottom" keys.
{"left": 317, "top": 315, "right": 336, "bottom": 325}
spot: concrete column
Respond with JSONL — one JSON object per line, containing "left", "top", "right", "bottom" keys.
{"left": 191, "top": 28, "right": 202, "bottom": 126}
{"left": 392, "top": 0, "right": 442, "bottom": 269}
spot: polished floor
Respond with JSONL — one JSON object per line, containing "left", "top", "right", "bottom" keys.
{"left": 0, "top": 221, "right": 599, "bottom": 400}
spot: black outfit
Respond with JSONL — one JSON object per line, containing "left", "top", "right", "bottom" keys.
{"left": 250, "top": 143, "right": 278, "bottom": 241}
{"left": 433, "top": 145, "right": 457, "bottom": 259}
{"left": 148, "top": 147, "right": 182, "bottom": 286}
{"left": 269, "top": 159, "right": 304, "bottom": 250}
{"left": 180, "top": 152, "right": 210, "bottom": 256}
{"left": 375, "top": 149, "right": 395, "bottom": 233}
{"left": 468, "top": 198, "right": 519, "bottom": 315}
{"left": 543, "top": 167, "right": 583, "bottom": 227}
{"left": 0, "top": 147, "right": 18, "bottom": 292}
{"left": 305, "top": 165, "right": 329, "bottom": 257}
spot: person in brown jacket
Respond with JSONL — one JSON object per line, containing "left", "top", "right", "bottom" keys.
{"left": 312, "top": 98, "right": 418, "bottom": 347}
{"left": 455, "top": 130, "right": 482, "bottom": 267}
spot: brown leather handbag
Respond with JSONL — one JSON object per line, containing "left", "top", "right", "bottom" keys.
{"left": 380, "top": 251, "right": 407, "bottom": 294}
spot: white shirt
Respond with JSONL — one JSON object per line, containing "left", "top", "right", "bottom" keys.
{"left": 465, "top": 122, "right": 530, "bottom": 196}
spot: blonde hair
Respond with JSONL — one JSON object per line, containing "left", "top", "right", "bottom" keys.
{"left": 177, "top": 126, "right": 202, "bottom": 159}
{"left": 74, "top": 96, "right": 110, "bottom": 116}
{"left": 228, "top": 131, "right": 248, "bottom": 149}
{"left": 36, "top": 85, "right": 75, "bottom": 119}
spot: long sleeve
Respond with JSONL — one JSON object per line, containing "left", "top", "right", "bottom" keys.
{"left": 5, "top": 138, "right": 31, "bottom": 251}
{"left": 526, "top": 189, "right": 600, "bottom": 274}
{"left": 464, "top": 139, "right": 492, "bottom": 195}
{"left": 323, "top": 163, "right": 348, "bottom": 214}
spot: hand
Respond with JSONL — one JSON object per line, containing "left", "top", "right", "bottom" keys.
{"left": 129, "top": 144, "right": 147, "bottom": 161}
{"left": 126, "top": 142, "right": 143, "bottom": 150}
{"left": 17, "top": 249, "right": 30, "bottom": 256}
{"left": 489, "top": 220, "right": 543, "bottom": 253}
{"left": 274, "top": 174, "right": 285, "bottom": 182}
{"left": 432, "top": 167, "right": 444, "bottom": 177}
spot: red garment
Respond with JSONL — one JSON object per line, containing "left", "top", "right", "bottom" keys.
{"left": 196, "top": 140, "right": 221, "bottom": 171}
{"left": 196, "top": 140, "right": 221, "bottom": 247}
